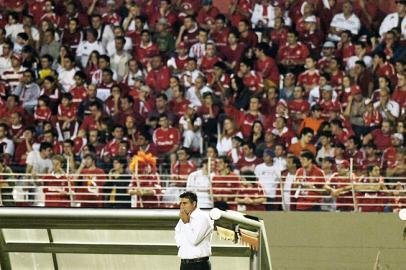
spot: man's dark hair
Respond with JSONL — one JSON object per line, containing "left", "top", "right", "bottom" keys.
{"left": 179, "top": 191, "right": 198, "bottom": 204}
{"left": 41, "top": 54, "right": 54, "bottom": 63}
{"left": 99, "top": 54, "right": 111, "bottom": 64}
{"left": 63, "top": 139, "right": 75, "bottom": 147}
{"left": 300, "top": 151, "right": 315, "bottom": 161}
{"left": 84, "top": 153, "right": 97, "bottom": 161}
{"left": 40, "top": 142, "right": 53, "bottom": 152}
{"left": 301, "top": 127, "right": 314, "bottom": 138}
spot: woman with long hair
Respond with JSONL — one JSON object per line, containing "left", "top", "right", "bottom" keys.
{"left": 216, "top": 116, "right": 243, "bottom": 156}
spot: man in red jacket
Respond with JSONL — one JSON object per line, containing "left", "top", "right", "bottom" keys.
{"left": 294, "top": 151, "right": 327, "bottom": 211}
{"left": 146, "top": 55, "right": 171, "bottom": 93}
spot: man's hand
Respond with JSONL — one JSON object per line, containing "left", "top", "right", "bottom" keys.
{"left": 179, "top": 209, "right": 190, "bottom": 224}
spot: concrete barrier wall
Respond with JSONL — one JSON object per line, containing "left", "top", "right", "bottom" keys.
{"left": 2, "top": 212, "right": 406, "bottom": 270}
{"left": 251, "top": 212, "right": 406, "bottom": 270}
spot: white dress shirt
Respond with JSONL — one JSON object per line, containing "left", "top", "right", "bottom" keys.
{"left": 185, "top": 85, "right": 213, "bottom": 107}
{"left": 175, "top": 208, "right": 213, "bottom": 259}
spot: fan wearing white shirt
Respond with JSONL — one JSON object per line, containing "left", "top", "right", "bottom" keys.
{"left": 175, "top": 191, "right": 213, "bottom": 270}
{"left": 186, "top": 159, "right": 213, "bottom": 209}
{"left": 328, "top": 1, "right": 361, "bottom": 42}
{"left": 76, "top": 28, "right": 106, "bottom": 67}
{"left": 255, "top": 148, "right": 281, "bottom": 210}
{"left": 185, "top": 76, "right": 213, "bottom": 107}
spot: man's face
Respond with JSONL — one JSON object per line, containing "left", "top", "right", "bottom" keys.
{"left": 63, "top": 143, "right": 73, "bottom": 154}
{"left": 300, "top": 157, "right": 312, "bottom": 168}
{"left": 113, "top": 128, "right": 124, "bottom": 140}
{"left": 84, "top": 156, "right": 94, "bottom": 168}
{"left": 249, "top": 98, "right": 259, "bottom": 111}
{"left": 215, "top": 19, "right": 224, "bottom": 30}
{"left": 303, "top": 133, "right": 313, "bottom": 144}
{"left": 293, "top": 87, "right": 303, "bottom": 99}
{"left": 156, "top": 97, "right": 166, "bottom": 109}
{"left": 42, "top": 148, "right": 52, "bottom": 158}
{"left": 113, "top": 159, "right": 123, "bottom": 171}
{"left": 102, "top": 72, "right": 112, "bottom": 83}
{"left": 198, "top": 31, "right": 208, "bottom": 43}
{"left": 242, "top": 145, "right": 252, "bottom": 156}
{"left": 287, "top": 33, "right": 296, "bottom": 44}
{"left": 159, "top": 117, "right": 169, "bottom": 128}
{"left": 151, "top": 57, "right": 161, "bottom": 69}
{"left": 179, "top": 197, "right": 196, "bottom": 214}
{"left": 141, "top": 32, "right": 150, "bottom": 43}
{"left": 22, "top": 72, "right": 33, "bottom": 84}
{"left": 91, "top": 17, "right": 102, "bottom": 29}
{"left": 184, "top": 18, "right": 193, "bottom": 29}
{"left": 238, "top": 21, "right": 247, "bottom": 32}
{"left": 397, "top": 3, "right": 406, "bottom": 14}
{"left": 342, "top": 2, "right": 352, "bottom": 15}
{"left": 9, "top": 111, "right": 21, "bottom": 124}
{"left": 381, "top": 122, "right": 390, "bottom": 134}
{"left": 195, "top": 77, "right": 204, "bottom": 89}
{"left": 177, "top": 150, "right": 187, "bottom": 161}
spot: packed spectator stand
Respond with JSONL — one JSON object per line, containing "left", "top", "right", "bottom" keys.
{"left": 0, "top": 0, "right": 405, "bottom": 212}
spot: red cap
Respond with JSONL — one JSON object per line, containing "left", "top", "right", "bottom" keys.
{"left": 337, "top": 160, "right": 350, "bottom": 169}
{"left": 351, "top": 85, "right": 362, "bottom": 96}
{"left": 176, "top": 42, "right": 187, "bottom": 49}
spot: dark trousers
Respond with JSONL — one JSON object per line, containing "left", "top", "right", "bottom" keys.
{"left": 180, "top": 260, "right": 211, "bottom": 270}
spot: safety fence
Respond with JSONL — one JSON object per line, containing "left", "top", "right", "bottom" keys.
{"left": 0, "top": 172, "right": 405, "bottom": 212}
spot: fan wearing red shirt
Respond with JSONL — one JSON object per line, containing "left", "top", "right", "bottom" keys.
{"left": 211, "top": 15, "right": 230, "bottom": 52}
{"left": 224, "top": 96, "right": 265, "bottom": 138}
{"left": 176, "top": 16, "right": 199, "bottom": 49}
{"left": 236, "top": 142, "right": 263, "bottom": 172}
{"left": 392, "top": 73, "right": 406, "bottom": 108}
{"left": 381, "top": 133, "right": 404, "bottom": 170}
{"left": 199, "top": 43, "right": 221, "bottom": 76}
{"left": 145, "top": 55, "right": 171, "bottom": 93}
{"left": 196, "top": 0, "right": 220, "bottom": 30}
{"left": 326, "top": 160, "right": 356, "bottom": 212}
{"left": 128, "top": 171, "right": 161, "bottom": 208}
{"left": 319, "top": 86, "right": 342, "bottom": 118}
{"left": 171, "top": 147, "right": 197, "bottom": 188}
{"left": 329, "top": 58, "right": 345, "bottom": 91}
{"left": 70, "top": 71, "right": 88, "bottom": 107}
{"left": 43, "top": 155, "right": 71, "bottom": 207}
{"left": 277, "top": 29, "right": 309, "bottom": 73}
{"left": 57, "top": 93, "right": 78, "bottom": 140}
{"left": 355, "top": 165, "right": 386, "bottom": 212}
{"left": 239, "top": 59, "right": 264, "bottom": 94}
{"left": 207, "top": 62, "right": 231, "bottom": 98}
{"left": 152, "top": 114, "right": 181, "bottom": 157}
{"left": 75, "top": 153, "right": 106, "bottom": 208}
{"left": 149, "top": 0, "right": 177, "bottom": 28}
{"left": 373, "top": 52, "right": 397, "bottom": 87}
{"left": 168, "top": 85, "right": 190, "bottom": 119}
{"left": 34, "top": 96, "right": 52, "bottom": 124}
{"left": 101, "top": 125, "right": 126, "bottom": 163}
{"left": 298, "top": 57, "right": 320, "bottom": 93}
{"left": 222, "top": 31, "right": 245, "bottom": 72}
{"left": 79, "top": 102, "right": 101, "bottom": 132}
{"left": 167, "top": 42, "right": 189, "bottom": 73}
{"left": 330, "top": 119, "right": 354, "bottom": 146}
{"left": 238, "top": 19, "right": 258, "bottom": 49}
{"left": 212, "top": 156, "right": 241, "bottom": 211}
{"left": 288, "top": 86, "right": 310, "bottom": 127}
{"left": 269, "top": 17, "right": 288, "bottom": 47}
{"left": 363, "top": 120, "right": 392, "bottom": 152}
{"left": 335, "top": 30, "right": 355, "bottom": 64}
{"left": 254, "top": 42, "right": 280, "bottom": 87}
{"left": 294, "top": 151, "right": 326, "bottom": 211}
{"left": 134, "top": 30, "right": 160, "bottom": 68}
{"left": 235, "top": 170, "right": 266, "bottom": 211}
{"left": 229, "top": 0, "right": 253, "bottom": 28}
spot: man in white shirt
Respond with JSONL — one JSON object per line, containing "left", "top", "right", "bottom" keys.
{"left": 0, "top": 123, "right": 14, "bottom": 159}
{"left": 186, "top": 159, "right": 213, "bottom": 209}
{"left": 329, "top": 1, "right": 361, "bottom": 41}
{"left": 251, "top": 0, "right": 276, "bottom": 28}
{"left": 58, "top": 55, "right": 78, "bottom": 93}
{"left": 25, "top": 142, "right": 53, "bottom": 207}
{"left": 106, "top": 26, "right": 133, "bottom": 57}
{"left": 185, "top": 76, "right": 212, "bottom": 107}
{"left": 76, "top": 28, "right": 106, "bottom": 67}
{"left": 254, "top": 148, "right": 281, "bottom": 210}
{"left": 379, "top": 0, "right": 406, "bottom": 39}
{"left": 175, "top": 191, "right": 213, "bottom": 270}
{"left": 0, "top": 40, "right": 13, "bottom": 76}
{"left": 189, "top": 29, "right": 208, "bottom": 60}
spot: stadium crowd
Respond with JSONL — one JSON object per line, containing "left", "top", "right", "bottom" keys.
{"left": 0, "top": 0, "right": 405, "bottom": 211}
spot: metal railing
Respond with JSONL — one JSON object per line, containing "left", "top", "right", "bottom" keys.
{"left": 0, "top": 172, "right": 405, "bottom": 211}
